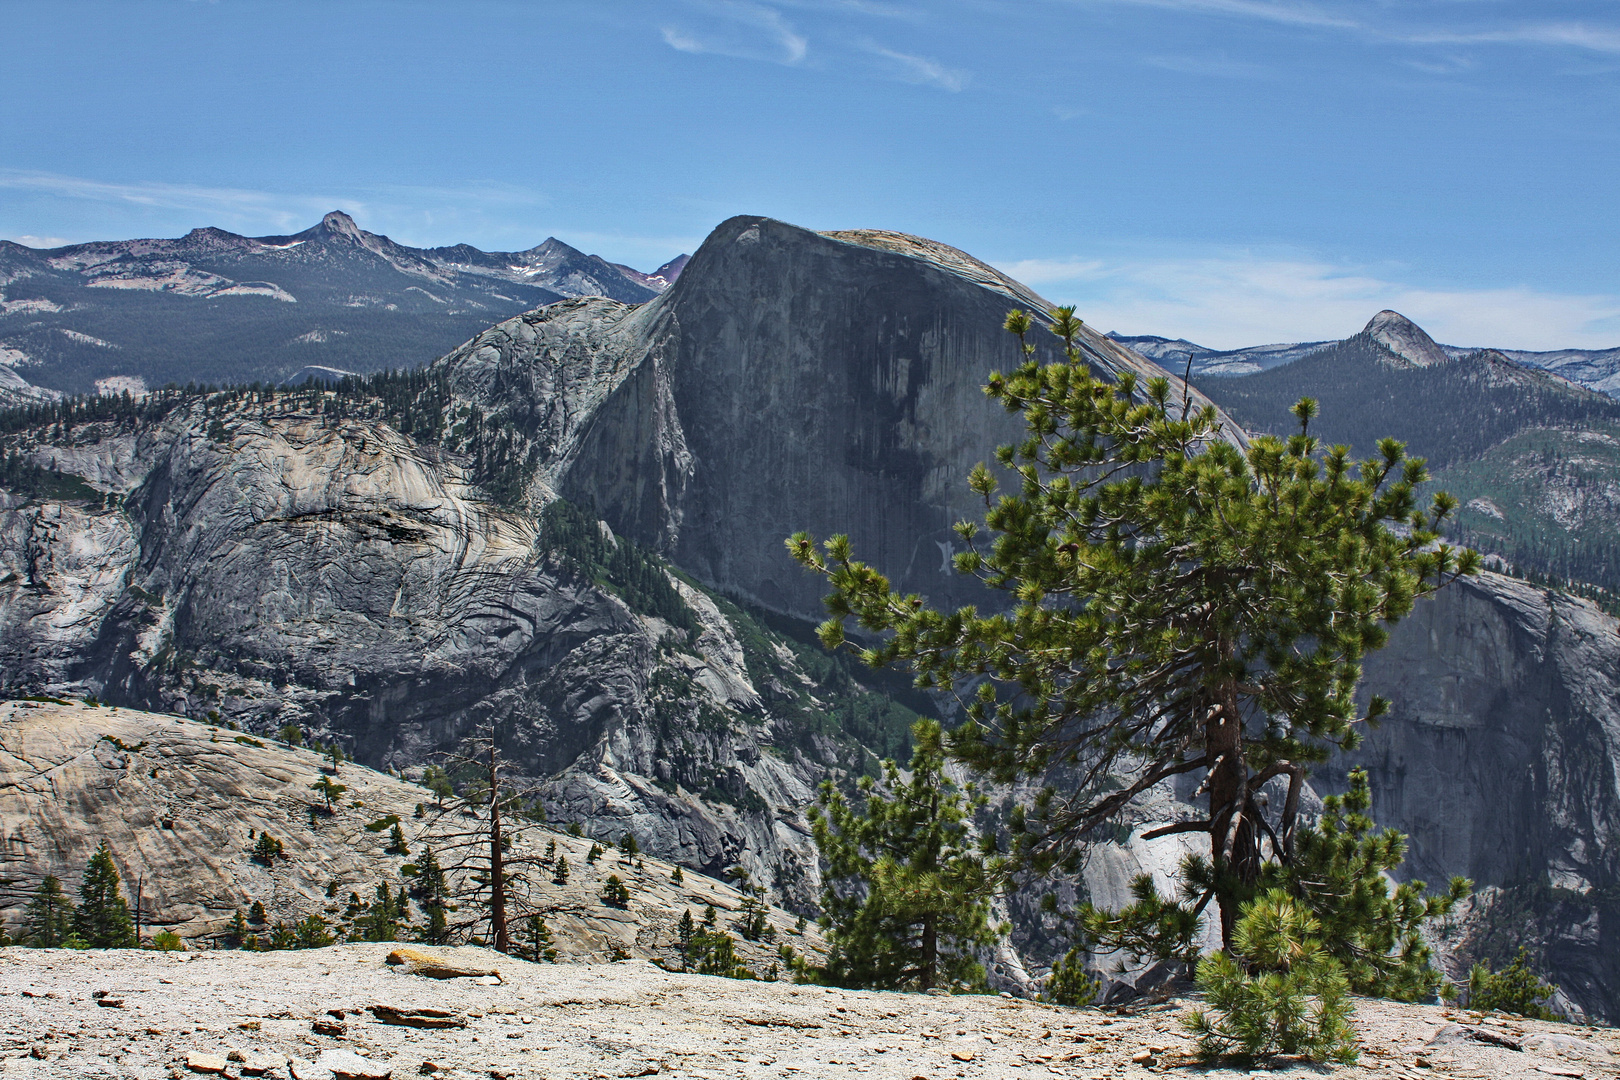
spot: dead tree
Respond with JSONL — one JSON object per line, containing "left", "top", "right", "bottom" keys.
{"left": 418, "top": 721, "right": 550, "bottom": 954}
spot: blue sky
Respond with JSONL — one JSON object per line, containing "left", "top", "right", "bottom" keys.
{"left": 3, "top": 0, "right": 1619, "bottom": 350}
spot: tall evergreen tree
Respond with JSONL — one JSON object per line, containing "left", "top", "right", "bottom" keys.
{"left": 75, "top": 841, "right": 137, "bottom": 948}
{"left": 805, "top": 718, "right": 999, "bottom": 991}
{"left": 23, "top": 874, "right": 75, "bottom": 948}
{"left": 411, "top": 845, "right": 453, "bottom": 945}
{"left": 791, "top": 307, "right": 1477, "bottom": 947}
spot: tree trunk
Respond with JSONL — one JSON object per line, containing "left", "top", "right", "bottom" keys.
{"left": 488, "top": 747, "right": 510, "bottom": 953}
{"left": 1205, "top": 678, "right": 1261, "bottom": 950}
{"left": 920, "top": 913, "right": 938, "bottom": 991}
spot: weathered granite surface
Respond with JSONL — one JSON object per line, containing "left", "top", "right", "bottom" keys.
{"left": 0, "top": 699, "right": 811, "bottom": 970}
{"left": 1, "top": 943, "right": 1613, "bottom": 1080}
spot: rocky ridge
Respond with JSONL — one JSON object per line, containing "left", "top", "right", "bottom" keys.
{"left": 0, "top": 213, "right": 687, "bottom": 393}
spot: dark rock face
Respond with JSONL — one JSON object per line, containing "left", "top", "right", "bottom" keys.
{"left": 1328, "top": 573, "right": 1620, "bottom": 1019}
{"left": 562, "top": 216, "right": 1227, "bottom": 616}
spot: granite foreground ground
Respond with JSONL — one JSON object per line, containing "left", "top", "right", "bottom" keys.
{"left": 0, "top": 945, "right": 1614, "bottom": 1080}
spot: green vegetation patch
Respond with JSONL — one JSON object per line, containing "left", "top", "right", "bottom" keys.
{"left": 538, "top": 498, "right": 698, "bottom": 633}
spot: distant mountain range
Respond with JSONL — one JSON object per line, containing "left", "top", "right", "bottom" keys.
{"left": 0, "top": 211, "right": 687, "bottom": 397}
{"left": 1186, "top": 308, "right": 1620, "bottom": 610}
{"left": 1111, "top": 318, "right": 1620, "bottom": 398}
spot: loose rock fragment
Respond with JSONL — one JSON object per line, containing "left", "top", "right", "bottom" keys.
{"left": 234, "top": 1051, "right": 288, "bottom": 1075}
{"left": 371, "top": 1005, "right": 466, "bottom": 1029}
{"left": 385, "top": 948, "right": 501, "bottom": 981}
{"left": 312, "top": 1018, "right": 347, "bottom": 1037}
{"left": 186, "top": 1052, "right": 231, "bottom": 1075}
{"left": 317, "top": 1048, "right": 393, "bottom": 1079}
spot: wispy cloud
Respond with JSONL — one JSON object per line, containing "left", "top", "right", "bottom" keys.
{"left": 860, "top": 40, "right": 969, "bottom": 90}
{"left": 992, "top": 251, "right": 1620, "bottom": 352}
{"left": 662, "top": 2, "right": 808, "bottom": 64}
{"left": 1079, "top": 0, "right": 1356, "bottom": 31}
{"left": 1403, "top": 22, "right": 1620, "bottom": 57}
{"left": 1075, "top": 0, "right": 1620, "bottom": 63}
{"left": 0, "top": 170, "right": 360, "bottom": 232}
{"left": 3, "top": 234, "right": 71, "bottom": 249}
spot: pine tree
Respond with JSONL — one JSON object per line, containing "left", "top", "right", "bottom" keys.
{"left": 1277, "top": 769, "right": 1469, "bottom": 1000}
{"left": 601, "top": 875, "right": 630, "bottom": 908}
{"left": 1078, "top": 768, "right": 1469, "bottom": 1000}
{"left": 413, "top": 723, "right": 549, "bottom": 953}
{"left": 586, "top": 843, "right": 603, "bottom": 865}
{"left": 805, "top": 719, "right": 999, "bottom": 992}
{"left": 671, "top": 865, "right": 684, "bottom": 886}
{"left": 310, "top": 775, "right": 346, "bottom": 814}
{"left": 355, "top": 881, "right": 408, "bottom": 941}
{"left": 1039, "top": 947, "right": 1100, "bottom": 1007}
{"left": 294, "top": 914, "right": 335, "bottom": 948}
{"left": 225, "top": 908, "right": 249, "bottom": 948}
{"left": 677, "top": 909, "right": 696, "bottom": 952}
{"left": 619, "top": 832, "right": 640, "bottom": 863}
{"left": 728, "top": 868, "right": 774, "bottom": 942}
{"left": 790, "top": 306, "right": 1477, "bottom": 947}
{"left": 686, "top": 927, "right": 752, "bottom": 979}
{"left": 553, "top": 855, "right": 570, "bottom": 886}
{"left": 520, "top": 914, "right": 558, "bottom": 962}
{"left": 1467, "top": 948, "right": 1560, "bottom": 1019}
{"left": 252, "top": 832, "right": 285, "bottom": 865}
{"left": 412, "top": 846, "right": 453, "bottom": 946}
{"left": 74, "top": 841, "right": 137, "bottom": 948}
{"left": 387, "top": 822, "right": 410, "bottom": 856}
{"left": 23, "top": 875, "right": 75, "bottom": 947}
{"left": 1185, "top": 891, "right": 1358, "bottom": 1064}
{"left": 421, "top": 764, "right": 453, "bottom": 808}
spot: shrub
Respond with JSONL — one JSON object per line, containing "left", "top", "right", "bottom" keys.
{"left": 252, "top": 832, "right": 285, "bottom": 865}
{"left": 1040, "top": 947, "right": 1100, "bottom": 1007}
{"left": 152, "top": 930, "right": 185, "bottom": 952}
{"left": 1468, "top": 948, "right": 1560, "bottom": 1019}
{"left": 1184, "top": 891, "right": 1358, "bottom": 1064}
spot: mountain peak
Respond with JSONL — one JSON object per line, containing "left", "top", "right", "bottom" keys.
{"left": 316, "top": 210, "right": 363, "bottom": 241}
{"left": 1363, "top": 309, "right": 1450, "bottom": 368}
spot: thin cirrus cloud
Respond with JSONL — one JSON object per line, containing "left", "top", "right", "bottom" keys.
{"left": 992, "top": 253, "right": 1620, "bottom": 352}
{"left": 1076, "top": 0, "right": 1356, "bottom": 30}
{"left": 1403, "top": 22, "right": 1620, "bottom": 56}
{"left": 0, "top": 170, "right": 361, "bottom": 234}
{"left": 661, "top": 2, "right": 809, "bottom": 64}
{"left": 1078, "top": 0, "right": 1620, "bottom": 60}
{"left": 859, "top": 40, "right": 970, "bottom": 90}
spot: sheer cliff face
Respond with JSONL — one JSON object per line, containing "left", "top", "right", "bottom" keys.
{"left": 565, "top": 216, "right": 1226, "bottom": 616}
{"left": 1344, "top": 573, "right": 1620, "bottom": 1017}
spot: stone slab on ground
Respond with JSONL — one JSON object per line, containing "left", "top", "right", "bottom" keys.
{"left": 0, "top": 944, "right": 1615, "bottom": 1079}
